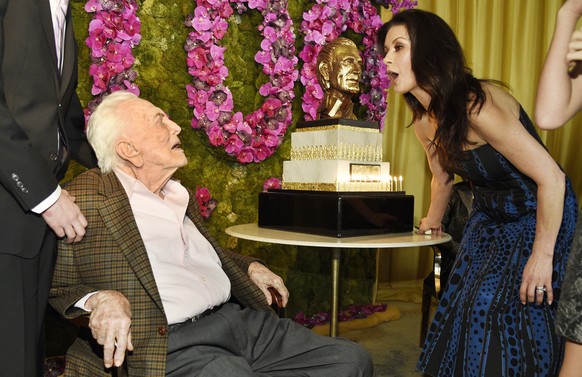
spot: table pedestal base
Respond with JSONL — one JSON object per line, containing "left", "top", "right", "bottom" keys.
{"left": 330, "top": 248, "right": 340, "bottom": 337}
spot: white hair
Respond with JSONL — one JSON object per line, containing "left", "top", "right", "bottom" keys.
{"left": 86, "top": 91, "right": 139, "bottom": 173}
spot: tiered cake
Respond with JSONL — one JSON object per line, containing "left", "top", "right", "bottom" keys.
{"left": 259, "top": 119, "right": 414, "bottom": 237}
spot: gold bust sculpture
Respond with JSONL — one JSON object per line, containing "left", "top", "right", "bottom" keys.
{"left": 315, "top": 37, "right": 363, "bottom": 120}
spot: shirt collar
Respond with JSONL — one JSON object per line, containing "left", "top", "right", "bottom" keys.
{"left": 113, "top": 168, "right": 143, "bottom": 199}
{"left": 113, "top": 168, "right": 189, "bottom": 209}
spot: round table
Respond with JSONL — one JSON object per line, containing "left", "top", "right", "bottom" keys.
{"left": 226, "top": 223, "right": 451, "bottom": 336}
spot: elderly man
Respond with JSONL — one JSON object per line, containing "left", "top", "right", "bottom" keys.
{"left": 316, "top": 37, "right": 363, "bottom": 120}
{"left": 49, "top": 91, "right": 373, "bottom": 377}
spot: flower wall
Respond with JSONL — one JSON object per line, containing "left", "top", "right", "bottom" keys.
{"left": 67, "top": 0, "right": 409, "bottom": 317}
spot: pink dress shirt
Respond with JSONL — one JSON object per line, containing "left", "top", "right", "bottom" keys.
{"left": 115, "top": 169, "right": 231, "bottom": 324}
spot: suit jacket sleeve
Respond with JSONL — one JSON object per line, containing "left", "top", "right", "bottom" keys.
{"left": 0, "top": 0, "right": 84, "bottom": 210}
{"left": 49, "top": 237, "right": 95, "bottom": 319}
{"left": 0, "top": 101, "right": 59, "bottom": 211}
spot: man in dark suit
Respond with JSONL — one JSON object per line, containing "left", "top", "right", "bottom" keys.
{"left": 49, "top": 91, "right": 373, "bottom": 377}
{"left": 0, "top": 0, "right": 97, "bottom": 375}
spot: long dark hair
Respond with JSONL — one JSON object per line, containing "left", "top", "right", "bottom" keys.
{"left": 377, "top": 9, "right": 486, "bottom": 173}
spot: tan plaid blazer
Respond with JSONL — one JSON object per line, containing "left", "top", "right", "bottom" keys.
{"left": 50, "top": 168, "right": 272, "bottom": 376}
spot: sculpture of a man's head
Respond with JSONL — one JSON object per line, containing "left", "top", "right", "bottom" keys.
{"left": 315, "top": 37, "right": 363, "bottom": 119}
{"left": 316, "top": 38, "right": 362, "bottom": 94}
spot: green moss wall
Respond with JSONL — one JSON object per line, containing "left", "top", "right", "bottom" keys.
{"left": 68, "top": 0, "right": 377, "bottom": 317}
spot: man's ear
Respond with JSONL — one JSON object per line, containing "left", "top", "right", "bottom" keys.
{"left": 116, "top": 141, "right": 144, "bottom": 168}
{"left": 318, "top": 61, "right": 331, "bottom": 89}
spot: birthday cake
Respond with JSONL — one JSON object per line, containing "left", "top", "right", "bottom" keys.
{"left": 282, "top": 119, "right": 392, "bottom": 191}
{"left": 258, "top": 119, "right": 414, "bottom": 237}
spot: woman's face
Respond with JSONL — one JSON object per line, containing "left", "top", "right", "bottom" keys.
{"left": 382, "top": 25, "right": 416, "bottom": 95}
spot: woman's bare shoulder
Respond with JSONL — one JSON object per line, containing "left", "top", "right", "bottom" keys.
{"left": 479, "top": 82, "right": 520, "bottom": 117}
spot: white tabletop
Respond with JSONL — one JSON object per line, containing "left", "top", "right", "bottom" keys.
{"left": 225, "top": 223, "right": 451, "bottom": 248}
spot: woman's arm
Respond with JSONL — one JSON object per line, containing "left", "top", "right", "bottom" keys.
{"left": 536, "top": 0, "right": 582, "bottom": 129}
{"left": 413, "top": 117, "right": 454, "bottom": 235}
{"left": 475, "top": 87, "right": 565, "bottom": 305}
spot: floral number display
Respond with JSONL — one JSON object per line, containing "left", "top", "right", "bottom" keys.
{"left": 185, "top": 0, "right": 415, "bottom": 163}
{"left": 185, "top": 0, "right": 298, "bottom": 164}
{"left": 84, "top": 0, "right": 416, "bottom": 162}
{"left": 299, "top": 0, "right": 417, "bottom": 127}
{"left": 84, "top": 0, "right": 141, "bottom": 121}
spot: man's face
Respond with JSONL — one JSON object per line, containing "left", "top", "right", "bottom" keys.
{"left": 122, "top": 98, "right": 187, "bottom": 175}
{"left": 329, "top": 45, "right": 362, "bottom": 94}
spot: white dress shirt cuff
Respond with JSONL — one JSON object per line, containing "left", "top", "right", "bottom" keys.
{"left": 32, "top": 186, "right": 61, "bottom": 214}
{"left": 75, "top": 292, "right": 98, "bottom": 312}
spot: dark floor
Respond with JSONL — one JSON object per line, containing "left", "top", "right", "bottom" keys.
{"left": 342, "top": 281, "right": 434, "bottom": 377}
{"left": 343, "top": 300, "right": 425, "bottom": 377}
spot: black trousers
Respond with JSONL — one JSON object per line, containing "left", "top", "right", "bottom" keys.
{"left": 166, "top": 303, "right": 373, "bottom": 377}
{"left": 0, "top": 228, "right": 56, "bottom": 377}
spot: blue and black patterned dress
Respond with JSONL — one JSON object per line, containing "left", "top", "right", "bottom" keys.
{"left": 417, "top": 107, "right": 578, "bottom": 376}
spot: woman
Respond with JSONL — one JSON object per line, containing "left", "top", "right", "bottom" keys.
{"left": 377, "top": 9, "right": 578, "bottom": 376}
{"left": 536, "top": 1, "right": 582, "bottom": 376}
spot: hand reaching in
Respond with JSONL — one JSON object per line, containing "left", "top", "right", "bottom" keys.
{"left": 42, "top": 189, "right": 87, "bottom": 243}
{"left": 565, "top": 0, "right": 582, "bottom": 67}
{"left": 567, "top": 28, "right": 582, "bottom": 66}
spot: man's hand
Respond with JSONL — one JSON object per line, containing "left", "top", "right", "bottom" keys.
{"left": 248, "top": 262, "right": 289, "bottom": 308}
{"left": 41, "top": 190, "right": 87, "bottom": 243}
{"left": 85, "top": 291, "right": 134, "bottom": 368}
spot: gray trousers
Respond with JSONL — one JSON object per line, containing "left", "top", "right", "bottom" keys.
{"left": 166, "top": 303, "right": 373, "bottom": 377}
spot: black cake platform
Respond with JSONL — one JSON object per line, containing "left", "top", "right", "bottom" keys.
{"left": 296, "top": 118, "right": 379, "bottom": 130}
{"left": 258, "top": 189, "right": 414, "bottom": 237}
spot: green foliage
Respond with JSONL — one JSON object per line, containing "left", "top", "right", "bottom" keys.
{"left": 69, "top": 0, "right": 376, "bottom": 318}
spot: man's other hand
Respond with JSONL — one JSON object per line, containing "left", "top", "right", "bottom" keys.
{"left": 248, "top": 261, "right": 289, "bottom": 308}
{"left": 86, "top": 290, "right": 134, "bottom": 368}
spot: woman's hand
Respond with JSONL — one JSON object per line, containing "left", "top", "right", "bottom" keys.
{"left": 519, "top": 252, "right": 554, "bottom": 306}
{"left": 418, "top": 216, "right": 442, "bottom": 235}
{"left": 567, "top": 28, "right": 582, "bottom": 66}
